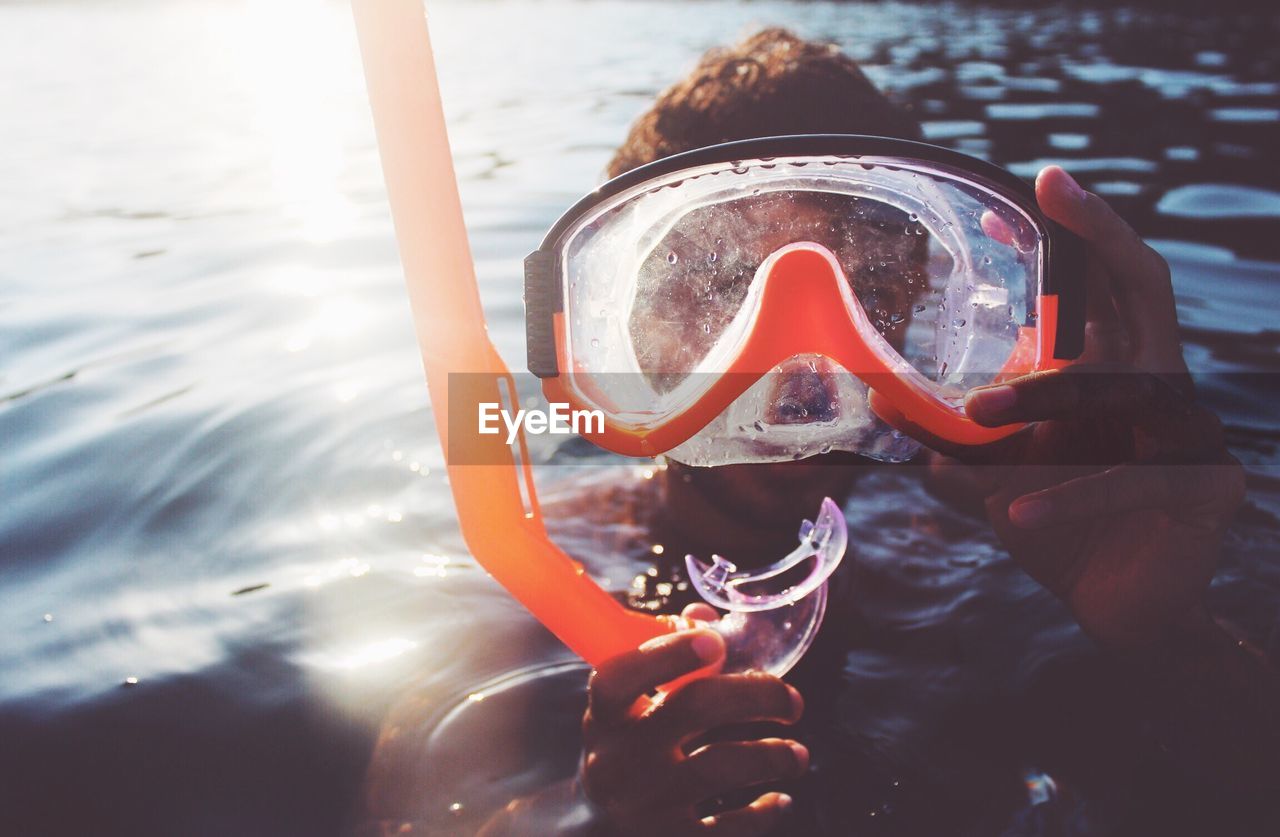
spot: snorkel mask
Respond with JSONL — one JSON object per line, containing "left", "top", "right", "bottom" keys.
{"left": 526, "top": 136, "right": 1086, "bottom": 464}
{"left": 351, "top": 0, "right": 1083, "bottom": 678}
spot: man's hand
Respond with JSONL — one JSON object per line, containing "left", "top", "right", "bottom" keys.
{"left": 947, "top": 166, "right": 1245, "bottom": 652}
{"left": 580, "top": 605, "right": 807, "bottom": 836}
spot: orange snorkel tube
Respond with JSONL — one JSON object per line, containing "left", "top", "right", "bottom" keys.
{"left": 351, "top": 0, "right": 848, "bottom": 678}
{"left": 350, "top": 0, "right": 668, "bottom": 664}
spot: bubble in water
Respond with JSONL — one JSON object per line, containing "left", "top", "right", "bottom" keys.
{"left": 914, "top": 303, "right": 926, "bottom": 313}
{"left": 590, "top": 338, "right": 600, "bottom": 348}
{"left": 889, "top": 312, "right": 906, "bottom": 325}
{"left": 707, "top": 252, "right": 718, "bottom": 264}
{"left": 983, "top": 256, "right": 993, "bottom": 265}
{"left": 909, "top": 212, "right": 919, "bottom": 221}
{"left": 702, "top": 323, "right": 711, "bottom": 333}
{"left": 667, "top": 251, "right": 679, "bottom": 264}
{"left": 952, "top": 317, "right": 967, "bottom": 328}
{"left": 753, "top": 420, "right": 766, "bottom": 433}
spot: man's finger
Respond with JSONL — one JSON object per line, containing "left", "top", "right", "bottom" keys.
{"left": 671, "top": 739, "right": 808, "bottom": 806}
{"left": 648, "top": 673, "right": 803, "bottom": 744}
{"left": 1035, "top": 165, "right": 1185, "bottom": 373}
{"left": 589, "top": 630, "right": 725, "bottom": 724}
{"left": 965, "top": 366, "right": 1191, "bottom": 428}
{"left": 868, "top": 388, "right": 1029, "bottom": 464}
{"left": 700, "top": 792, "right": 793, "bottom": 836}
{"left": 1007, "top": 458, "right": 1244, "bottom": 529}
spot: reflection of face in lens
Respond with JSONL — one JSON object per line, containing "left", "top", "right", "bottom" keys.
{"left": 627, "top": 192, "right": 931, "bottom": 393}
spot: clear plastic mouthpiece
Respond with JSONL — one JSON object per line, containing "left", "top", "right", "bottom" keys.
{"left": 682, "top": 497, "right": 848, "bottom": 676}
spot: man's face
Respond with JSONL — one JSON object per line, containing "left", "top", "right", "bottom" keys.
{"left": 623, "top": 192, "right": 934, "bottom": 517}
{"left": 628, "top": 190, "right": 932, "bottom": 427}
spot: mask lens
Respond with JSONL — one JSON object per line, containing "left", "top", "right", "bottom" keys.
{"left": 559, "top": 156, "right": 1046, "bottom": 427}
{"left": 628, "top": 191, "right": 935, "bottom": 393}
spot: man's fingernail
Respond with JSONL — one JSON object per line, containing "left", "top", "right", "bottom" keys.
{"left": 639, "top": 633, "right": 670, "bottom": 652}
{"left": 777, "top": 793, "right": 793, "bottom": 812}
{"left": 790, "top": 742, "right": 810, "bottom": 771}
{"left": 691, "top": 632, "right": 723, "bottom": 663}
{"left": 1010, "top": 496, "right": 1051, "bottom": 528}
{"left": 970, "top": 385, "right": 1016, "bottom": 416}
{"left": 1059, "top": 168, "right": 1087, "bottom": 202}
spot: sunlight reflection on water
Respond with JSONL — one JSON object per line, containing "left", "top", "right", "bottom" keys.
{"left": 1, "top": 1, "right": 1278, "bottom": 834}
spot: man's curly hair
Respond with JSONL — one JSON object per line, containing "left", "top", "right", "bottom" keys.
{"left": 607, "top": 27, "right": 921, "bottom": 178}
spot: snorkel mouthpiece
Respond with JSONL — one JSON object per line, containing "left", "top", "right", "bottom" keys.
{"left": 684, "top": 497, "right": 848, "bottom": 675}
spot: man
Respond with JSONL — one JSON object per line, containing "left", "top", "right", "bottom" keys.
{"left": 484, "top": 28, "right": 1279, "bottom": 836}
